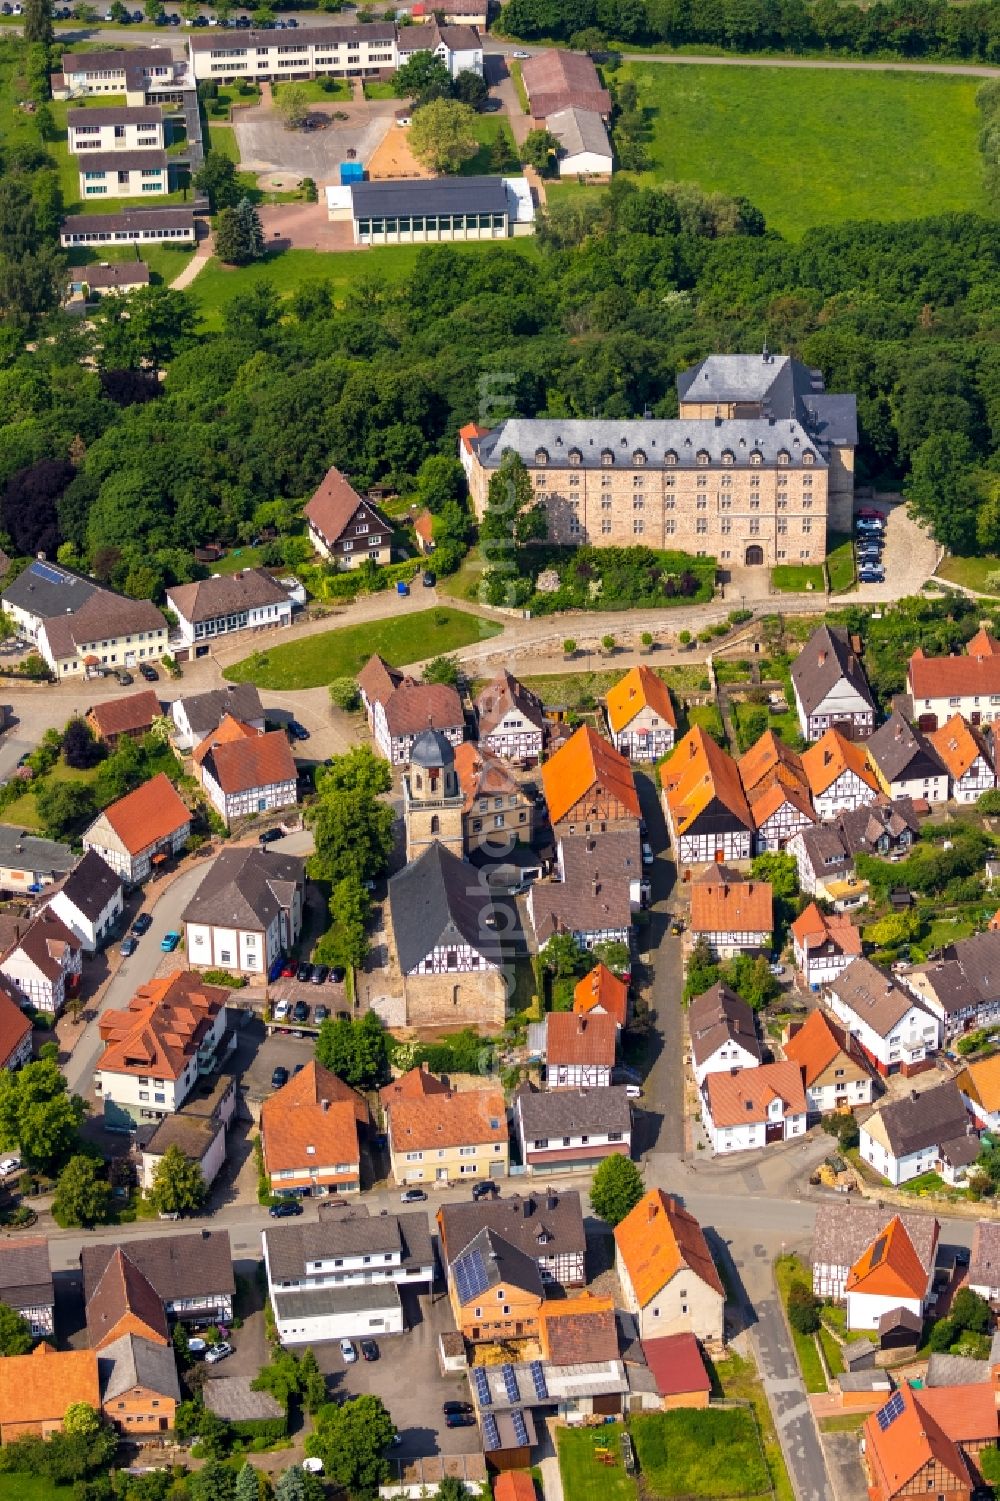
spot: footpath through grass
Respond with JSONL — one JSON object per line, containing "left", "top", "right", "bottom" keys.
{"left": 616, "top": 63, "right": 985, "bottom": 237}
{"left": 937, "top": 555, "right": 1000, "bottom": 595}
{"left": 224, "top": 607, "right": 500, "bottom": 690}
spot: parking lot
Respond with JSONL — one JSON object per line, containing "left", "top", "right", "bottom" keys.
{"left": 243, "top": 1029, "right": 321, "bottom": 1103}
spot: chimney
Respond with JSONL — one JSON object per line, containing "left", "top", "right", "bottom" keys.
{"left": 647, "top": 1200, "right": 658, "bottom": 1223}
{"left": 321, "top": 1099, "right": 329, "bottom": 1112}
{"left": 546, "top": 1188, "right": 558, "bottom": 1211}
{"left": 420, "top": 1060, "right": 429, "bottom": 1074}
{"left": 818, "top": 651, "right": 827, "bottom": 666}
{"left": 522, "top": 1198, "right": 532, "bottom": 1218}
{"left": 910, "top": 1089, "right": 919, "bottom": 1103}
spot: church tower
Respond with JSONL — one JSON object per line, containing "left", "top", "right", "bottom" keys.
{"left": 403, "top": 729, "right": 464, "bottom": 862}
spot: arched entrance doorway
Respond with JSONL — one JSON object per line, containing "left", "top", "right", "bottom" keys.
{"left": 745, "top": 544, "right": 764, "bottom": 565}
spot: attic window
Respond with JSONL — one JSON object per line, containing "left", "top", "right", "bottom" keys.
{"left": 803, "top": 450, "right": 815, "bottom": 465}
{"left": 601, "top": 449, "right": 614, "bottom": 466}
{"left": 306, "top": 1145, "right": 315, "bottom": 1155}
{"left": 664, "top": 450, "right": 677, "bottom": 465}
{"left": 568, "top": 448, "right": 582, "bottom": 466}
{"left": 777, "top": 450, "right": 790, "bottom": 465}
{"left": 695, "top": 450, "right": 709, "bottom": 465}
{"left": 721, "top": 449, "right": 734, "bottom": 465}
{"left": 749, "top": 450, "right": 763, "bottom": 466}
{"left": 632, "top": 449, "right": 647, "bottom": 466}
{"left": 535, "top": 448, "right": 548, "bottom": 466}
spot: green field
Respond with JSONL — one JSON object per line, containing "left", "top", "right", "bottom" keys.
{"left": 614, "top": 64, "right": 985, "bottom": 237}
{"left": 631, "top": 1409, "right": 771, "bottom": 1499}
{"left": 224, "top": 607, "right": 500, "bottom": 690}
{"left": 826, "top": 532, "right": 856, "bottom": 593}
{"left": 937, "top": 555, "right": 1000, "bottom": 594}
{"left": 556, "top": 1425, "right": 635, "bottom": 1501}
{"left": 463, "top": 114, "right": 519, "bottom": 174}
{"left": 0, "top": 1477, "right": 61, "bottom": 1500}
{"left": 273, "top": 78, "right": 350, "bottom": 103}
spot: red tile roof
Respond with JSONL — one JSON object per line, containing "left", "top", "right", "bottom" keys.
{"left": 542, "top": 726, "right": 639, "bottom": 827}
{"left": 493, "top": 1473, "right": 536, "bottom": 1501}
{"left": 545, "top": 1011, "right": 617, "bottom": 1067}
{"left": 87, "top": 689, "right": 160, "bottom": 741}
{"left": 98, "top": 772, "right": 190, "bottom": 856}
{"left": 0, "top": 984, "right": 30, "bottom": 1067}
{"left": 790, "top": 903, "right": 862, "bottom": 961}
{"left": 573, "top": 963, "right": 628, "bottom": 1028}
{"left": 641, "top": 1332, "right": 712, "bottom": 1398}
{"left": 690, "top": 867, "right": 772, "bottom": 936}
{"left": 379, "top": 1065, "right": 452, "bottom": 1109}
{"left": 387, "top": 1087, "right": 507, "bottom": 1152}
{"left": 660, "top": 728, "right": 751, "bottom": 837}
{"left": 782, "top": 1008, "right": 867, "bottom": 1088}
{"left": 200, "top": 728, "right": 296, "bottom": 795}
{"left": 0, "top": 1344, "right": 100, "bottom": 1430}
{"left": 703, "top": 1060, "right": 806, "bottom": 1128}
{"left": 862, "top": 1383, "right": 976, "bottom": 1498}
{"left": 261, "top": 1062, "right": 362, "bottom": 1181}
{"left": 909, "top": 645, "right": 1000, "bottom": 701}
{"left": 801, "top": 729, "right": 879, "bottom": 798}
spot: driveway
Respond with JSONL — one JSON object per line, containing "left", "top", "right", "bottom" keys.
{"left": 234, "top": 105, "right": 394, "bottom": 184}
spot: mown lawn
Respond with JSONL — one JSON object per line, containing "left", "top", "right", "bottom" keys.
{"left": 826, "top": 532, "right": 856, "bottom": 593}
{"left": 273, "top": 77, "right": 350, "bottom": 103}
{"left": 631, "top": 1409, "right": 771, "bottom": 1499}
{"left": 818, "top": 1325, "right": 844, "bottom": 1376}
{"left": 614, "top": 63, "right": 984, "bottom": 237}
{"left": 937, "top": 555, "right": 1000, "bottom": 594}
{"left": 774, "top": 1254, "right": 827, "bottom": 1394}
{"left": 556, "top": 1424, "right": 635, "bottom": 1501}
{"left": 224, "top": 607, "right": 500, "bottom": 690}
{"left": 771, "top": 562, "right": 825, "bottom": 594}
{"left": 0, "top": 1476, "right": 61, "bottom": 1500}
{"left": 461, "top": 114, "right": 519, "bottom": 175}
{"left": 363, "top": 80, "right": 397, "bottom": 100}
{"left": 686, "top": 702, "right": 726, "bottom": 742}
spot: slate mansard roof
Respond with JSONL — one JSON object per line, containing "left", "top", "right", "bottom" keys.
{"left": 676, "top": 352, "right": 858, "bottom": 448}
{"left": 474, "top": 417, "right": 827, "bottom": 471}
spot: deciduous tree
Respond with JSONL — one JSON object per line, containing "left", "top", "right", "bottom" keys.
{"left": 590, "top": 1155, "right": 644, "bottom": 1227}
{"left": 315, "top": 1011, "right": 390, "bottom": 1089}
{"left": 276, "top": 83, "right": 310, "bottom": 130}
{"left": 147, "top": 1143, "right": 207, "bottom": 1217}
{"left": 408, "top": 99, "right": 478, "bottom": 174}
{"left": 0, "top": 1301, "right": 34, "bottom": 1356}
{"left": 0, "top": 1057, "right": 85, "bottom": 1174}
{"left": 52, "top": 1155, "right": 110, "bottom": 1229}
{"left": 306, "top": 1393, "right": 396, "bottom": 1496}
{"left": 392, "top": 51, "right": 452, "bottom": 102}
{"left": 307, "top": 746, "right": 394, "bottom": 886}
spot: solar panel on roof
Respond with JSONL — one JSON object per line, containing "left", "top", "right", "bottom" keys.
{"left": 472, "top": 1367, "right": 492, "bottom": 1406}
{"left": 29, "top": 560, "right": 68, "bottom": 585}
{"left": 869, "top": 1234, "right": 888, "bottom": 1268}
{"left": 530, "top": 1361, "right": 549, "bottom": 1400}
{"left": 483, "top": 1414, "right": 500, "bottom": 1451}
{"left": 512, "top": 1411, "right": 529, "bottom": 1446}
{"left": 453, "top": 1249, "right": 489, "bottom": 1306}
{"left": 502, "top": 1364, "right": 520, "bottom": 1403}
{"left": 875, "top": 1391, "right": 905, "bottom": 1432}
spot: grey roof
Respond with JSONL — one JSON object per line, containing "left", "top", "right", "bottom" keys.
{"left": 839, "top": 1368, "right": 891, "bottom": 1393}
{"left": 676, "top": 352, "right": 858, "bottom": 448}
{"left": 0, "top": 826, "right": 75, "bottom": 877}
{"left": 874, "top": 1080, "right": 972, "bottom": 1159}
{"left": 389, "top": 842, "right": 503, "bottom": 974}
{"left": 438, "top": 1186, "right": 585, "bottom": 1270}
{"left": 77, "top": 150, "right": 167, "bottom": 172}
{"left": 411, "top": 729, "right": 455, "bottom": 771}
{"left": 932, "top": 930, "right": 1000, "bottom": 1006}
{"left": 68, "top": 104, "right": 162, "bottom": 127}
{"left": 907, "top": 959, "right": 977, "bottom": 1018}
{"left": 2, "top": 560, "right": 99, "bottom": 620}
{"left": 547, "top": 106, "right": 612, "bottom": 161}
{"left": 939, "top": 1131, "right": 980, "bottom": 1168}
{"left": 828, "top": 957, "right": 930, "bottom": 1038}
{"left": 273, "top": 1279, "right": 401, "bottom": 1323}
{"left": 835, "top": 797, "right": 921, "bottom": 858}
{"left": 877, "top": 1305, "right": 921, "bottom": 1335}
{"left": 182, "top": 846, "right": 303, "bottom": 934}
{"left": 810, "top": 1202, "right": 939, "bottom": 1275}
{"left": 264, "top": 1211, "right": 433, "bottom": 1283}
{"left": 517, "top": 1086, "right": 631, "bottom": 1140}
{"left": 968, "top": 1220, "right": 1000, "bottom": 1291}
{"left": 925, "top": 1352, "right": 991, "bottom": 1387}
{"left": 450, "top": 1225, "right": 544, "bottom": 1304}
{"left": 352, "top": 176, "right": 509, "bottom": 220}
{"left": 62, "top": 46, "right": 173, "bottom": 72}
{"left": 177, "top": 683, "right": 264, "bottom": 740}
{"left": 190, "top": 20, "right": 395, "bottom": 48}
{"left": 0, "top": 1237, "right": 53, "bottom": 1312}
{"left": 203, "top": 1374, "right": 284, "bottom": 1421}
{"left": 529, "top": 828, "right": 641, "bottom": 944}
{"left": 794, "top": 822, "right": 851, "bottom": 876}
{"left": 81, "top": 1230, "right": 235, "bottom": 1305}
{"left": 75, "top": 263, "right": 150, "bottom": 290}
{"left": 52, "top": 850, "right": 123, "bottom": 921}
{"left": 867, "top": 712, "right": 947, "bottom": 785}
{"left": 168, "top": 568, "right": 289, "bottom": 625}
{"left": 687, "top": 981, "right": 761, "bottom": 1069}
{"left": 791, "top": 625, "right": 874, "bottom": 719}
{"left": 475, "top": 416, "right": 827, "bottom": 472}
{"left": 842, "top": 1340, "right": 875, "bottom": 1371}
{"left": 61, "top": 207, "right": 196, "bottom": 235}
{"left": 98, "top": 1332, "right": 181, "bottom": 1404}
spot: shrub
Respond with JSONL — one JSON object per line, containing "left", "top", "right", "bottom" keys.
{"left": 201, "top": 969, "right": 246, "bottom": 989}
{"left": 787, "top": 1279, "right": 821, "bottom": 1335}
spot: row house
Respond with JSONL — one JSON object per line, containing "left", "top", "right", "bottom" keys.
{"left": 782, "top": 1008, "right": 873, "bottom": 1117}
{"left": 790, "top": 623, "right": 876, "bottom": 741}
{"left": 801, "top": 728, "right": 880, "bottom": 819}
{"left": 929, "top": 713, "right": 997, "bottom": 802}
{"left": 528, "top": 828, "right": 646, "bottom": 951}
{"left": 514, "top": 1084, "right": 632, "bottom": 1174}
{"left": 385, "top": 1085, "right": 508, "bottom": 1187}
{"left": 687, "top": 980, "right": 761, "bottom": 1086}
{"left": 81, "top": 1230, "right": 235, "bottom": 1327}
{"left": 825, "top": 957, "right": 939, "bottom": 1076}
{"left": 438, "top": 1188, "right": 586, "bottom": 1290}
{"left": 860, "top": 1079, "right": 976, "bottom": 1187}
{"left": 170, "top": 682, "right": 265, "bottom": 752}
{"left": 45, "top": 850, "right": 125, "bottom": 952}
{"left": 907, "top": 627, "right": 1000, "bottom": 731}
{"left": 67, "top": 104, "right": 165, "bottom": 153}
{"left": 790, "top": 902, "right": 862, "bottom": 988}
{"left": 689, "top": 864, "right": 773, "bottom": 960}
{"left": 358, "top": 654, "right": 464, "bottom": 766}
{"left": 614, "top": 1189, "right": 725, "bottom": 1345}
{"left": 475, "top": 669, "right": 546, "bottom": 765}
{"left": 0, "top": 906, "right": 82, "bottom": 1016}
{"left": 542, "top": 725, "right": 640, "bottom": 836}
{"left": 83, "top": 772, "right": 190, "bottom": 886}
{"left": 543, "top": 1010, "right": 616, "bottom": 1089}
{"left": 194, "top": 719, "right": 298, "bottom": 829}
{"left": 900, "top": 929, "right": 1000, "bottom": 1043}
{"left": 59, "top": 207, "right": 197, "bottom": 249}
{"left": 866, "top": 711, "right": 948, "bottom": 805}
{"left": 166, "top": 569, "right": 293, "bottom": 651}
{"left": 182, "top": 844, "right": 304, "bottom": 977}
{"left": 660, "top": 727, "right": 753, "bottom": 865}
{"left": 189, "top": 20, "right": 484, "bottom": 84}
{"left": 304, "top": 466, "right": 392, "bottom": 568}
{"left": 810, "top": 1200, "right": 939, "bottom": 1303}
{"left": 605, "top": 665, "right": 677, "bottom": 761}
{"left": 700, "top": 1060, "right": 808, "bottom": 1153}
{"left": 738, "top": 729, "right": 815, "bottom": 853}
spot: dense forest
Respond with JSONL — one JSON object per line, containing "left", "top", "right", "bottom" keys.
{"left": 1, "top": 32, "right": 999, "bottom": 601}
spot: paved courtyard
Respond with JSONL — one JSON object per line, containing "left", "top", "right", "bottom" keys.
{"left": 234, "top": 101, "right": 396, "bottom": 183}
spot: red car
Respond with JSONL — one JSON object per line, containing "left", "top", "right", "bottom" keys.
{"left": 856, "top": 507, "right": 884, "bottom": 521}
{"left": 280, "top": 961, "right": 296, "bottom": 978}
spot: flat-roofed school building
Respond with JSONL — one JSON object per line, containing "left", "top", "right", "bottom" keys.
{"left": 59, "top": 207, "right": 198, "bottom": 248}
{"left": 326, "top": 175, "right": 535, "bottom": 244}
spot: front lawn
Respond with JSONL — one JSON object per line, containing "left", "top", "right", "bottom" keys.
{"left": 273, "top": 77, "right": 350, "bottom": 103}
{"left": 224, "top": 607, "right": 500, "bottom": 690}
{"left": 936, "top": 555, "right": 1000, "bottom": 594}
{"left": 461, "top": 114, "right": 519, "bottom": 175}
{"left": 556, "top": 1425, "right": 635, "bottom": 1501}
{"left": 774, "top": 1254, "right": 827, "bottom": 1394}
{"left": 364, "top": 79, "right": 397, "bottom": 99}
{"left": 631, "top": 1409, "right": 771, "bottom": 1499}
{"left": 771, "top": 562, "right": 825, "bottom": 594}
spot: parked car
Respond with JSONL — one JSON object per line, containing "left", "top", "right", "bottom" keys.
{"left": 160, "top": 931, "right": 181, "bottom": 952}
{"left": 328, "top": 966, "right": 345, "bottom": 983}
{"left": 769, "top": 962, "right": 786, "bottom": 976}
{"left": 115, "top": 670, "right": 134, "bottom": 686}
{"left": 205, "top": 1341, "right": 234, "bottom": 1364}
{"left": 287, "top": 719, "right": 310, "bottom": 741}
{"left": 259, "top": 827, "right": 282, "bottom": 845}
{"left": 292, "top": 999, "right": 310, "bottom": 1024}
{"left": 273, "top": 998, "right": 290, "bottom": 1020}
{"left": 0, "top": 1156, "right": 22, "bottom": 1177}
{"left": 296, "top": 961, "right": 313, "bottom": 983}
{"left": 280, "top": 961, "right": 296, "bottom": 978}
{"left": 340, "top": 1339, "right": 357, "bottom": 1364}
{"left": 400, "top": 1188, "right": 427, "bottom": 1204}
{"left": 625, "top": 1084, "right": 643, "bottom": 1099}
{"left": 512, "top": 48, "right": 530, "bottom": 56}
{"left": 443, "top": 1402, "right": 474, "bottom": 1416}
{"left": 187, "top": 1338, "right": 207, "bottom": 1357}
{"left": 314, "top": 1004, "right": 329, "bottom": 1023}
{"left": 360, "top": 1339, "right": 379, "bottom": 1361}
{"left": 131, "top": 912, "right": 153, "bottom": 935}
{"left": 422, "top": 571, "right": 436, "bottom": 587}
{"left": 120, "top": 936, "right": 138, "bottom": 957}
{"left": 641, "top": 841, "right": 654, "bottom": 866}
{"left": 269, "top": 1199, "right": 302, "bottom": 1218}
{"left": 270, "top": 1065, "right": 289, "bottom": 1089}
{"left": 471, "top": 1180, "right": 500, "bottom": 1201}
{"left": 311, "top": 965, "right": 328, "bottom": 985}
{"left": 445, "top": 1414, "right": 475, "bottom": 1428}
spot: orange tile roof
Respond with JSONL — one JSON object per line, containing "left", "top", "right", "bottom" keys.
{"left": 915, "top": 1382, "right": 999, "bottom": 1443}
{"left": 0, "top": 1343, "right": 100, "bottom": 1429}
{"left": 200, "top": 728, "right": 297, "bottom": 796}
{"left": 790, "top": 903, "right": 862, "bottom": 960}
{"left": 660, "top": 727, "right": 751, "bottom": 836}
{"left": 99, "top": 772, "right": 190, "bottom": 856}
{"left": 955, "top": 1052, "right": 1000, "bottom": 1115}
{"left": 261, "top": 1061, "right": 362, "bottom": 1180}
{"left": 909, "top": 645, "right": 1000, "bottom": 701}
{"left": 690, "top": 869, "right": 772, "bottom": 936}
{"left": 192, "top": 713, "right": 259, "bottom": 767}
{"left": 782, "top": 1008, "right": 865, "bottom": 1088}
{"left": 87, "top": 689, "right": 160, "bottom": 741}
{"left": 97, "top": 970, "right": 226, "bottom": 1082}
{"left": 0, "top": 983, "right": 31, "bottom": 1067}
{"left": 86, "top": 1246, "right": 169, "bottom": 1349}
{"left": 414, "top": 509, "right": 434, "bottom": 546}
{"left": 613, "top": 1189, "right": 724, "bottom": 1309}
{"left": 845, "top": 1215, "right": 927, "bottom": 1301}
{"left": 454, "top": 741, "right": 524, "bottom": 812}
{"left": 493, "top": 1472, "right": 537, "bottom": 1501}
{"left": 863, "top": 1384, "right": 971, "bottom": 1498}
{"left": 928, "top": 713, "right": 990, "bottom": 781}
{"left": 542, "top": 726, "right": 639, "bottom": 828}
{"left": 605, "top": 666, "right": 676, "bottom": 735}
{"left": 703, "top": 1060, "right": 806, "bottom": 1128}
{"left": 572, "top": 963, "right": 628, "bottom": 1028}
{"left": 801, "top": 729, "right": 878, "bottom": 798}
{"left": 745, "top": 772, "right": 815, "bottom": 832}
{"left": 546, "top": 1010, "right": 617, "bottom": 1066}
{"left": 967, "top": 627, "right": 1000, "bottom": 658}
{"left": 738, "top": 730, "right": 805, "bottom": 794}
{"left": 379, "top": 1065, "right": 452, "bottom": 1109}
{"left": 387, "top": 1086, "right": 506, "bottom": 1152}
{"left": 458, "top": 422, "right": 488, "bottom": 455}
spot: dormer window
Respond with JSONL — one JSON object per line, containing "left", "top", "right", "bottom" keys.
{"left": 696, "top": 450, "right": 709, "bottom": 465}
{"left": 664, "top": 449, "right": 677, "bottom": 465}
{"left": 535, "top": 448, "right": 548, "bottom": 466}
{"left": 749, "top": 450, "right": 763, "bottom": 466}
{"left": 721, "top": 449, "right": 734, "bottom": 465}
{"left": 803, "top": 449, "right": 815, "bottom": 465}
{"left": 568, "top": 447, "right": 582, "bottom": 466}
{"left": 601, "top": 449, "right": 614, "bottom": 467}
{"left": 632, "top": 448, "right": 646, "bottom": 466}
{"left": 777, "top": 449, "right": 790, "bottom": 465}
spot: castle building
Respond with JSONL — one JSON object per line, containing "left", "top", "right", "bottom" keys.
{"left": 403, "top": 730, "right": 464, "bottom": 863}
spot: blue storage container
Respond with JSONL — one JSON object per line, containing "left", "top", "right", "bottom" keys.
{"left": 340, "top": 161, "right": 365, "bottom": 185}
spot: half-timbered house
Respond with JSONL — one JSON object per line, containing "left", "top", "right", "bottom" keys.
{"left": 437, "top": 1186, "right": 586, "bottom": 1290}
{"left": 357, "top": 654, "right": 464, "bottom": 766}
{"left": 544, "top": 1011, "right": 616, "bottom": 1089}
{"left": 801, "top": 728, "right": 880, "bottom": 819}
{"left": 738, "top": 730, "right": 816, "bottom": 853}
{"left": 790, "top": 902, "right": 862, "bottom": 988}
{"left": 791, "top": 623, "right": 875, "bottom": 741}
{"left": 605, "top": 665, "right": 676, "bottom": 761}
{"left": 475, "top": 670, "right": 546, "bottom": 765}
{"left": 305, "top": 466, "right": 392, "bottom": 569}
{"left": 541, "top": 725, "right": 640, "bottom": 835}
{"left": 929, "top": 713, "right": 996, "bottom": 803}
{"left": 866, "top": 712, "right": 949, "bottom": 805}
{"left": 659, "top": 727, "right": 753, "bottom": 864}
{"left": 689, "top": 865, "right": 772, "bottom": 959}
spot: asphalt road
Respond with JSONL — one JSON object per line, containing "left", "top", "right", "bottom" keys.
{"left": 633, "top": 768, "right": 684, "bottom": 1154}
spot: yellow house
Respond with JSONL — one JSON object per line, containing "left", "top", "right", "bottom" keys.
{"left": 386, "top": 1086, "right": 508, "bottom": 1187}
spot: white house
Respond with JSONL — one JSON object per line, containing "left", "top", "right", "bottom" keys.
{"left": 660, "top": 728, "right": 753, "bottom": 866}
{"left": 0, "top": 559, "right": 169, "bottom": 678}
{"left": 0, "top": 907, "right": 83, "bottom": 1017}
{"left": 843, "top": 1215, "right": 935, "bottom": 1333}
{"left": 782, "top": 1009, "right": 874, "bottom": 1117}
{"left": 138, "top": 1068, "right": 237, "bottom": 1192}
{"left": 866, "top": 712, "right": 949, "bottom": 805}
{"left": 605, "top": 666, "right": 676, "bottom": 762}
{"left": 701, "top": 1060, "right": 807, "bottom": 1154}
{"left": 614, "top": 1189, "right": 725, "bottom": 1345}
{"left": 514, "top": 1086, "right": 631, "bottom": 1175}
{"left": 790, "top": 903, "right": 862, "bottom": 989}
{"left": 801, "top": 729, "right": 880, "bottom": 819}
{"left": 78, "top": 153, "right": 169, "bottom": 201}
{"left": 67, "top": 105, "right": 165, "bottom": 154}
{"left": 810, "top": 1201, "right": 940, "bottom": 1304}
{"left": 53, "top": 44, "right": 192, "bottom": 104}
{"left": 170, "top": 683, "right": 266, "bottom": 752}
{"left": 900, "top": 933, "right": 1000, "bottom": 1043}
{"left": 0, "top": 984, "right": 33, "bottom": 1073}
{"left": 59, "top": 207, "right": 196, "bottom": 250}
{"left": 860, "top": 1080, "right": 978, "bottom": 1187}
{"left": 195, "top": 724, "right": 298, "bottom": 830}
{"left": 544, "top": 1011, "right": 616, "bottom": 1089}
{"left": 81, "top": 1231, "right": 235, "bottom": 1329}
{"left": 262, "top": 1210, "right": 435, "bottom": 1345}
{"left": 907, "top": 629, "right": 1000, "bottom": 732}
{"left": 82, "top": 773, "right": 190, "bottom": 885}
{"left": 687, "top": 981, "right": 761, "bottom": 1087}
{"left": 956, "top": 1055, "right": 1000, "bottom": 1133}
{"left": 928, "top": 714, "right": 996, "bottom": 803}
{"left": 182, "top": 845, "right": 304, "bottom": 977}
{"left": 547, "top": 106, "right": 613, "bottom": 177}
{"left": 966, "top": 1220, "right": 1000, "bottom": 1303}
{"left": 790, "top": 624, "right": 875, "bottom": 741}
{"left": 166, "top": 569, "right": 292, "bottom": 652}
{"left": 44, "top": 850, "right": 124, "bottom": 953}
{"left": 825, "top": 957, "right": 940, "bottom": 1077}
{"left": 358, "top": 655, "right": 464, "bottom": 767}
{"left": 395, "top": 20, "right": 483, "bottom": 77}
{"left": 0, "top": 827, "right": 75, "bottom": 894}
